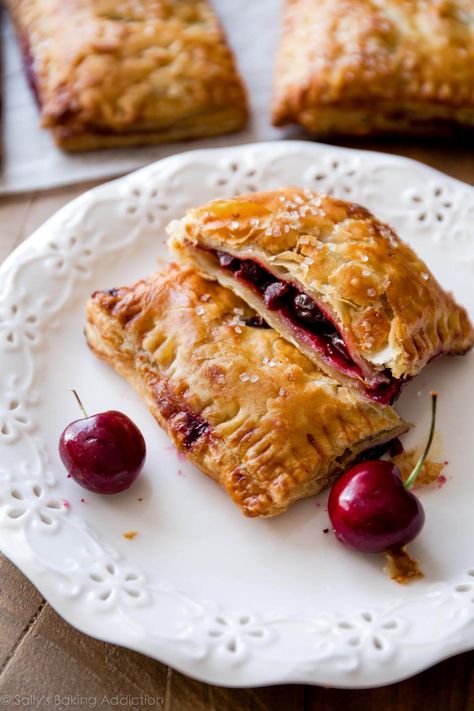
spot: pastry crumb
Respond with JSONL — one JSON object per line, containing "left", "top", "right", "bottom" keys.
{"left": 393, "top": 449, "right": 446, "bottom": 487}
{"left": 123, "top": 530, "right": 138, "bottom": 540}
{"left": 63, "top": 499, "right": 71, "bottom": 509}
{"left": 384, "top": 547, "right": 424, "bottom": 584}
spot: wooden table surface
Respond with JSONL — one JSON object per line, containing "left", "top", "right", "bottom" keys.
{"left": 0, "top": 141, "right": 473, "bottom": 711}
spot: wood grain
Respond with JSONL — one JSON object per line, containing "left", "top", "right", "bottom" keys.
{"left": 0, "top": 146, "right": 473, "bottom": 709}
{"left": 0, "top": 555, "right": 43, "bottom": 671}
{"left": 338, "top": 140, "right": 474, "bottom": 186}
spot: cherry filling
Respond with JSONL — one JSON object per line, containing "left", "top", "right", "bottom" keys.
{"left": 351, "top": 438, "right": 401, "bottom": 467}
{"left": 211, "top": 250, "right": 402, "bottom": 404}
{"left": 155, "top": 387, "right": 210, "bottom": 449}
{"left": 244, "top": 315, "right": 270, "bottom": 329}
{"left": 177, "top": 412, "right": 210, "bottom": 449}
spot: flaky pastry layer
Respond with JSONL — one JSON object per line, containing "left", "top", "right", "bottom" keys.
{"left": 6, "top": 0, "right": 247, "bottom": 151}
{"left": 168, "top": 188, "right": 474, "bottom": 392}
{"left": 85, "top": 264, "right": 407, "bottom": 517}
{"left": 272, "top": 0, "right": 474, "bottom": 135}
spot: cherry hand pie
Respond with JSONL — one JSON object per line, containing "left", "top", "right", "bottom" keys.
{"left": 168, "top": 188, "right": 474, "bottom": 403}
{"left": 272, "top": 0, "right": 474, "bottom": 136}
{"left": 85, "top": 264, "right": 408, "bottom": 517}
{"left": 6, "top": 0, "right": 247, "bottom": 151}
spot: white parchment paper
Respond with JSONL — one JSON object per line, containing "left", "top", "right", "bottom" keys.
{"left": 1, "top": 0, "right": 297, "bottom": 194}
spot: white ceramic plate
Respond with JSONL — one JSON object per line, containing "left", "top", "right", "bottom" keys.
{"left": 0, "top": 142, "right": 473, "bottom": 689}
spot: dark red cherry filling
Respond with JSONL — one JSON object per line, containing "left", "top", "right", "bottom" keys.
{"left": 244, "top": 315, "right": 270, "bottom": 329}
{"left": 350, "top": 438, "right": 399, "bottom": 467}
{"left": 211, "top": 250, "right": 402, "bottom": 404}
{"left": 176, "top": 412, "right": 210, "bottom": 449}
{"left": 155, "top": 386, "right": 210, "bottom": 450}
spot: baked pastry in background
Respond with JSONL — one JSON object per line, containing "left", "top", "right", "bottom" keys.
{"left": 85, "top": 264, "right": 408, "bottom": 517}
{"left": 168, "top": 188, "right": 474, "bottom": 403}
{"left": 6, "top": 0, "right": 247, "bottom": 151}
{"left": 272, "top": 0, "right": 474, "bottom": 136}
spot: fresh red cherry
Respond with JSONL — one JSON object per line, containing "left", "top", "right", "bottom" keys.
{"left": 328, "top": 460, "right": 425, "bottom": 552}
{"left": 59, "top": 391, "right": 146, "bottom": 495}
{"left": 328, "top": 392, "right": 437, "bottom": 553}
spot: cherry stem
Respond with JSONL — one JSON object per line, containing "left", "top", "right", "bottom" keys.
{"left": 70, "top": 389, "right": 88, "bottom": 419}
{"left": 404, "top": 391, "right": 438, "bottom": 490}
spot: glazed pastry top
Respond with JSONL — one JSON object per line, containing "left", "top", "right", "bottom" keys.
{"left": 86, "top": 264, "right": 407, "bottom": 516}
{"left": 6, "top": 0, "right": 247, "bottom": 136}
{"left": 168, "top": 187, "right": 474, "bottom": 379}
{"left": 273, "top": 0, "right": 474, "bottom": 122}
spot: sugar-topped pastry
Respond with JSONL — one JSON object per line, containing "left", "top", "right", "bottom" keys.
{"left": 85, "top": 264, "right": 408, "bottom": 517}
{"left": 168, "top": 188, "right": 474, "bottom": 403}
{"left": 272, "top": 0, "right": 474, "bottom": 136}
{"left": 6, "top": 0, "right": 247, "bottom": 151}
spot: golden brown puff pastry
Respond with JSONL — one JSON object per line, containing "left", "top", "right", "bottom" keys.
{"left": 168, "top": 188, "right": 474, "bottom": 403}
{"left": 6, "top": 0, "right": 247, "bottom": 151}
{"left": 272, "top": 0, "right": 474, "bottom": 136}
{"left": 85, "top": 264, "right": 408, "bottom": 517}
